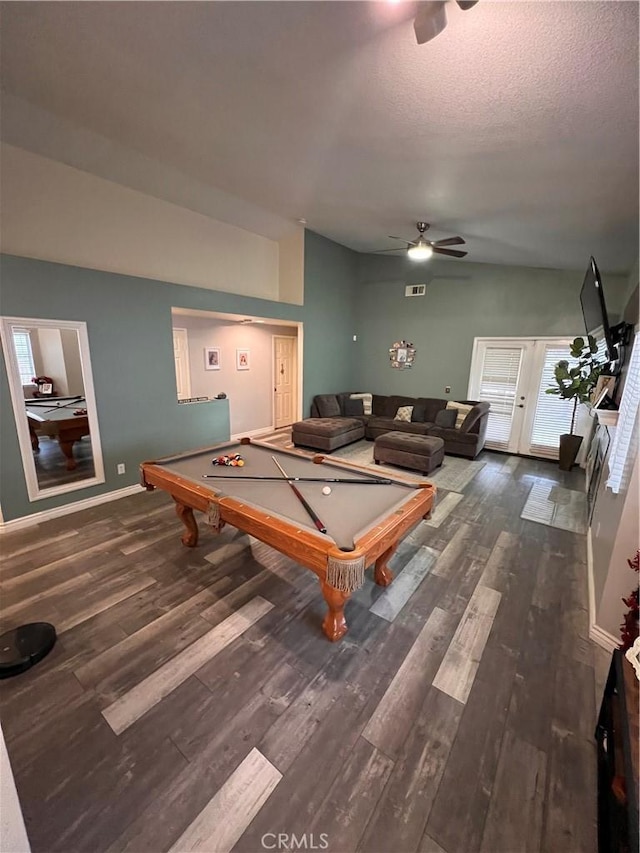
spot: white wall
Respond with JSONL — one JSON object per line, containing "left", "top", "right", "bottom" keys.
{"left": 0, "top": 144, "right": 297, "bottom": 303}
{"left": 278, "top": 230, "right": 305, "bottom": 306}
{"left": 60, "top": 329, "right": 85, "bottom": 396}
{"left": 174, "top": 315, "right": 299, "bottom": 435}
{"left": 588, "top": 259, "right": 639, "bottom": 644}
{"left": 36, "top": 328, "right": 68, "bottom": 396}
{"left": 596, "top": 455, "right": 639, "bottom": 637}
{"left": 0, "top": 725, "right": 30, "bottom": 852}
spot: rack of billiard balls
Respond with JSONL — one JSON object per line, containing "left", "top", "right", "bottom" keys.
{"left": 212, "top": 453, "right": 245, "bottom": 467}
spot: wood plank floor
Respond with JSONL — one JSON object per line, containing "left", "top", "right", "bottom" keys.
{"left": 0, "top": 449, "right": 602, "bottom": 853}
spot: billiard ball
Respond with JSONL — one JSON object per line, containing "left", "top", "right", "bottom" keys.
{"left": 322, "top": 486, "right": 332, "bottom": 495}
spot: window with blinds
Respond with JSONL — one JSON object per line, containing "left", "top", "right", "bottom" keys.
{"left": 607, "top": 331, "right": 640, "bottom": 494}
{"left": 478, "top": 347, "right": 523, "bottom": 449}
{"left": 12, "top": 329, "right": 35, "bottom": 385}
{"left": 529, "top": 339, "right": 609, "bottom": 457}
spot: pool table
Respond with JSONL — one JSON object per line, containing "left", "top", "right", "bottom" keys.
{"left": 140, "top": 438, "right": 436, "bottom": 641}
{"left": 25, "top": 396, "right": 90, "bottom": 470}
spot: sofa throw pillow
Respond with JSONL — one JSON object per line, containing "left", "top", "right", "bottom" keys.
{"left": 394, "top": 405, "right": 413, "bottom": 423}
{"left": 446, "top": 401, "right": 473, "bottom": 429}
{"left": 411, "top": 400, "right": 427, "bottom": 422}
{"left": 435, "top": 409, "right": 457, "bottom": 429}
{"left": 343, "top": 397, "right": 364, "bottom": 416}
{"left": 316, "top": 395, "right": 341, "bottom": 418}
{"left": 350, "top": 393, "right": 373, "bottom": 415}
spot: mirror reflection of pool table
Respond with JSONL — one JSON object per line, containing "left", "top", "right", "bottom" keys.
{"left": 140, "top": 438, "right": 436, "bottom": 641}
{"left": 25, "top": 396, "right": 90, "bottom": 471}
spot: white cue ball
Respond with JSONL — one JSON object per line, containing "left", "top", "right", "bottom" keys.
{"left": 322, "top": 486, "right": 332, "bottom": 495}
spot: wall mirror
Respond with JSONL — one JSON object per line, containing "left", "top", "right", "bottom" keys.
{"left": 1, "top": 316, "right": 105, "bottom": 501}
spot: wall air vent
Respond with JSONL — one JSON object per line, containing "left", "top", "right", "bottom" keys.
{"left": 405, "top": 284, "right": 426, "bottom": 297}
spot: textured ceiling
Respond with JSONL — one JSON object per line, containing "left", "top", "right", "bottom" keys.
{"left": 1, "top": 1, "right": 638, "bottom": 273}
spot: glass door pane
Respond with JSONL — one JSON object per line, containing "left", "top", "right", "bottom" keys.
{"left": 473, "top": 345, "right": 525, "bottom": 451}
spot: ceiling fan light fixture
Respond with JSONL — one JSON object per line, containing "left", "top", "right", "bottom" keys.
{"left": 407, "top": 241, "right": 434, "bottom": 261}
{"left": 413, "top": 1, "right": 448, "bottom": 45}
{"left": 413, "top": 0, "right": 479, "bottom": 45}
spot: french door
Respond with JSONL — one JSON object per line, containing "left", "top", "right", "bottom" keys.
{"left": 468, "top": 337, "right": 587, "bottom": 458}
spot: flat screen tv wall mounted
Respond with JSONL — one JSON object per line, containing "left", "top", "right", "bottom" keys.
{"left": 580, "top": 256, "right": 616, "bottom": 361}
{"left": 579, "top": 256, "right": 633, "bottom": 374}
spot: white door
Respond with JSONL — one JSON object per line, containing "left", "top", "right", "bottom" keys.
{"left": 521, "top": 339, "right": 591, "bottom": 458}
{"left": 469, "top": 337, "right": 597, "bottom": 458}
{"left": 468, "top": 340, "right": 533, "bottom": 453}
{"left": 173, "top": 328, "right": 191, "bottom": 400}
{"left": 273, "top": 336, "right": 296, "bottom": 428}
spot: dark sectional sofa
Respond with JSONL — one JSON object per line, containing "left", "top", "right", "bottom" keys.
{"left": 307, "top": 392, "right": 490, "bottom": 459}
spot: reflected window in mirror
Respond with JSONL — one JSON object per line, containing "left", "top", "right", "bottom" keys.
{"left": 12, "top": 327, "right": 36, "bottom": 385}
{"left": 1, "top": 317, "right": 105, "bottom": 501}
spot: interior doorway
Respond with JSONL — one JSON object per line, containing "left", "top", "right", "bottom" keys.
{"left": 173, "top": 328, "right": 191, "bottom": 400}
{"left": 468, "top": 336, "right": 597, "bottom": 459}
{"left": 273, "top": 335, "right": 297, "bottom": 428}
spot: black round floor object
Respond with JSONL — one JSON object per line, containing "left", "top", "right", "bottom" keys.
{"left": 0, "top": 622, "right": 57, "bottom": 679}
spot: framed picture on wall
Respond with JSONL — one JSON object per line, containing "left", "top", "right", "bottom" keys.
{"left": 236, "top": 349, "right": 250, "bottom": 370}
{"left": 204, "top": 347, "right": 220, "bottom": 370}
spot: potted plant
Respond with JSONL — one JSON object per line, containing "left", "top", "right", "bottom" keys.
{"left": 545, "top": 335, "right": 606, "bottom": 471}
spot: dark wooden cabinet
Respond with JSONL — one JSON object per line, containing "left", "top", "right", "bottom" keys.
{"left": 595, "top": 649, "right": 639, "bottom": 853}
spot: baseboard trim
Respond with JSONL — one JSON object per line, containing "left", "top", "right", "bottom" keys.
{"left": 586, "top": 528, "right": 621, "bottom": 653}
{"left": 0, "top": 484, "right": 142, "bottom": 533}
{"left": 587, "top": 529, "right": 596, "bottom": 635}
{"left": 230, "top": 427, "right": 276, "bottom": 441}
{"left": 589, "top": 623, "right": 620, "bottom": 653}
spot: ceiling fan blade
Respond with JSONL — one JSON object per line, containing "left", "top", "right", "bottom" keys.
{"left": 432, "top": 247, "right": 468, "bottom": 258}
{"left": 413, "top": 1, "right": 447, "bottom": 45}
{"left": 431, "top": 236, "right": 466, "bottom": 247}
{"left": 456, "top": 1, "right": 479, "bottom": 10}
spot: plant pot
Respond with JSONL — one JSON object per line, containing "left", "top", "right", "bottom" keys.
{"left": 558, "top": 433, "right": 583, "bottom": 471}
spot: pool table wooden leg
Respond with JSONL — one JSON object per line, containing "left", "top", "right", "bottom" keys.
{"left": 28, "top": 421, "right": 40, "bottom": 452}
{"left": 320, "top": 581, "right": 350, "bottom": 642}
{"left": 174, "top": 500, "right": 199, "bottom": 547}
{"left": 374, "top": 545, "right": 396, "bottom": 587}
{"left": 58, "top": 439, "right": 77, "bottom": 470}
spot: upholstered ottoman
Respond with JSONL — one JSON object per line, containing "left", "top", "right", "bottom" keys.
{"left": 292, "top": 418, "right": 365, "bottom": 452}
{"left": 374, "top": 431, "right": 445, "bottom": 474}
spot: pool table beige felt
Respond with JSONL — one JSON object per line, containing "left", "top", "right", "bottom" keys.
{"left": 140, "top": 438, "right": 436, "bottom": 641}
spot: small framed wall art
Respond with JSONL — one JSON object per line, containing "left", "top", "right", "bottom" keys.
{"left": 236, "top": 349, "right": 250, "bottom": 370}
{"left": 204, "top": 347, "right": 221, "bottom": 370}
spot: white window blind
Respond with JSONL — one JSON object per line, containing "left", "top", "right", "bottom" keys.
{"left": 529, "top": 344, "right": 578, "bottom": 456}
{"left": 529, "top": 340, "right": 609, "bottom": 457}
{"left": 12, "top": 329, "right": 35, "bottom": 385}
{"left": 478, "top": 347, "right": 523, "bottom": 449}
{"left": 607, "top": 331, "right": 640, "bottom": 494}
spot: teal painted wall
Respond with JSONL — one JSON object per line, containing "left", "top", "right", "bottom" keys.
{"left": 353, "top": 255, "right": 630, "bottom": 400}
{"left": 0, "top": 238, "right": 358, "bottom": 520}
{"left": 1, "top": 237, "right": 628, "bottom": 522}
{"left": 302, "top": 231, "right": 359, "bottom": 402}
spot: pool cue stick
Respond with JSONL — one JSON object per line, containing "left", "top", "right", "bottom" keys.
{"left": 311, "top": 454, "right": 429, "bottom": 489}
{"left": 202, "top": 474, "right": 393, "bottom": 484}
{"left": 271, "top": 456, "right": 327, "bottom": 534}
{"left": 27, "top": 397, "right": 82, "bottom": 408}
{"left": 34, "top": 396, "right": 84, "bottom": 414}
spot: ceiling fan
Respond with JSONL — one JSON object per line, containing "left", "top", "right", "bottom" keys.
{"left": 375, "top": 222, "right": 468, "bottom": 261}
{"left": 413, "top": 0, "right": 479, "bottom": 45}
